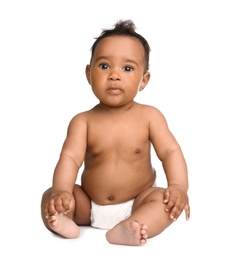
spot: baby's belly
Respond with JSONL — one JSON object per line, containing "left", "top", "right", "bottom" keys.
{"left": 81, "top": 168, "right": 155, "bottom": 205}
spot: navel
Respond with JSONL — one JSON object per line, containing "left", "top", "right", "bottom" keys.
{"left": 108, "top": 196, "right": 115, "bottom": 201}
{"left": 135, "top": 148, "right": 141, "bottom": 153}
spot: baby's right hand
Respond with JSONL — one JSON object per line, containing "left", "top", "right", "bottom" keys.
{"left": 44, "top": 191, "right": 72, "bottom": 219}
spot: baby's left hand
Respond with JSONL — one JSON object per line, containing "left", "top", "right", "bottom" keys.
{"left": 163, "top": 184, "right": 190, "bottom": 221}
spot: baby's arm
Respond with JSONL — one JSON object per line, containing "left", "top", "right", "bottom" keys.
{"left": 149, "top": 106, "right": 190, "bottom": 221}
{"left": 161, "top": 147, "right": 190, "bottom": 221}
{"left": 44, "top": 113, "right": 87, "bottom": 218}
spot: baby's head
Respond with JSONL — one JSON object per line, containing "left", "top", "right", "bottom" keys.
{"left": 90, "top": 20, "right": 150, "bottom": 72}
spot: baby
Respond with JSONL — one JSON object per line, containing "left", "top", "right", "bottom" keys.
{"left": 41, "top": 19, "right": 190, "bottom": 246}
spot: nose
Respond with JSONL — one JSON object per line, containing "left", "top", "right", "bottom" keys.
{"left": 108, "top": 68, "right": 120, "bottom": 80}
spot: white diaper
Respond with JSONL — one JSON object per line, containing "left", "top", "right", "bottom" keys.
{"left": 90, "top": 199, "right": 134, "bottom": 230}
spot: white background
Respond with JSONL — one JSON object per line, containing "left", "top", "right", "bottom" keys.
{"left": 0, "top": 0, "right": 237, "bottom": 259}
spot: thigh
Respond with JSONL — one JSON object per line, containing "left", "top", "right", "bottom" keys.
{"left": 73, "top": 184, "right": 91, "bottom": 225}
{"left": 132, "top": 187, "right": 165, "bottom": 212}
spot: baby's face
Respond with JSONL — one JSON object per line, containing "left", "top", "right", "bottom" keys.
{"left": 86, "top": 35, "right": 150, "bottom": 108}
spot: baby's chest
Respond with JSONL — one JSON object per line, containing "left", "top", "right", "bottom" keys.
{"left": 88, "top": 123, "right": 148, "bottom": 145}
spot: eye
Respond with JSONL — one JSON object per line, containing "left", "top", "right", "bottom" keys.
{"left": 99, "top": 63, "right": 109, "bottom": 70}
{"left": 124, "top": 66, "right": 133, "bottom": 72}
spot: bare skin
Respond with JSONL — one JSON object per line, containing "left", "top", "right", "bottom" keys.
{"left": 41, "top": 34, "right": 190, "bottom": 246}
{"left": 47, "top": 213, "right": 80, "bottom": 239}
{"left": 106, "top": 221, "right": 148, "bottom": 246}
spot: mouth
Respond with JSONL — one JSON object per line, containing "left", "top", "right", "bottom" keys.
{"left": 107, "top": 87, "right": 122, "bottom": 95}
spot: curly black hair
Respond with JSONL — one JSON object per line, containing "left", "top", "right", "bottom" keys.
{"left": 90, "top": 20, "right": 150, "bottom": 72}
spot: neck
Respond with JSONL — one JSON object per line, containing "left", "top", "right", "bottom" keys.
{"left": 97, "top": 101, "right": 136, "bottom": 113}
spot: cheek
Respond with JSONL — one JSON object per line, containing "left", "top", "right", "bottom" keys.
{"left": 91, "top": 71, "right": 107, "bottom": 84}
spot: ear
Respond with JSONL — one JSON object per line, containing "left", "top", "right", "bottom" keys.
{"left": 85, "top": 65, "right": 91, "bottom": 85}
{"left": 139, "top": 71, "right": 150, "bottom": 91}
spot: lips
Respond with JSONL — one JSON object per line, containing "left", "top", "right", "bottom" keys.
{"left": 107, "top": 87, "right": 122, "bottom": 95}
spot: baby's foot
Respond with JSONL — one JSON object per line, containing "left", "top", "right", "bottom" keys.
{"left": 47, "top": 212, "right": 80, "bottom": 239}
{"left": 106, "top": 221, "right": 148, "bottom": 246}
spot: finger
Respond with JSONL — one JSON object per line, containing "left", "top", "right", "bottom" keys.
{"left": 48, "top": 198, "right": 58, "bottom": 215}
{"left": 170, "top": 204, "right": 183, "bottom": 220}
{"left": 163, "top": 188, "right": 170, "bottom": 204}
{"left": 54, "top": 200, "right": 65, "bottom": 213}
{"left": 169, "top": 199, "right": 183, "bottom": 220}
{"left": 165, "top": 194, "right": 178, "bottom": 212}
{"left": 184, "top": 204, "right": 190, "bottom": 220}
{"left": 44, "top": 204, "right": 50, "bottom": 218}
{"left": 61, "top": 196, "right": 71, "bottom": 213}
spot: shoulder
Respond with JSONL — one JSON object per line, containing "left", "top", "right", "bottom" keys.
{"left": 66, "top": 110, "right": 93, "bottom": 133}
{"left": 136, "top": 103, "right": 166, "bottom": 120}
{"left": 70, "top": 105, "right": 98, "bottom": 123}
{"left": 69, "top": 111, "right": 87, "bottom": 125}
{"left": 135, "top": 103, "right": 169, "bottom": 133}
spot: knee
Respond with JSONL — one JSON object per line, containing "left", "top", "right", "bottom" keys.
{"left": 144, "top": 187, "right": 165, "bottom": 202}
{"left": 134, "top": 187, "right": 165, "bottom": 208}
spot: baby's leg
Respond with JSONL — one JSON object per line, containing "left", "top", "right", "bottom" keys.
{"left": 106, "top": 221, "right": 148, "bottom": 246}
{"left": 106, "top": 187, "right": 173, "bottom": 245}
{"left": 41, "top": 185, "right": 90, "bottom": 239}
{"left": 47, "top": 213, "right": 80, "bottom": 239}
